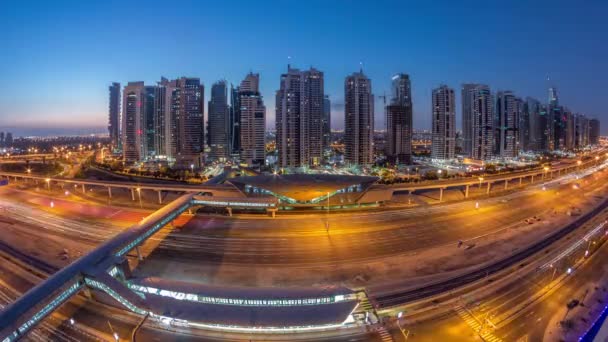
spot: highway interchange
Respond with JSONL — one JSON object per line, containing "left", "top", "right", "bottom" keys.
{"left": 1, "top": 153, "right": 608, "bottom": 341}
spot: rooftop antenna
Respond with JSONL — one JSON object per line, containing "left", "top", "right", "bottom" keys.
{"left": 359, "top": 61, "right": 363, "bottom": 73}
{"left": 287, "top": 56, "right": 292, "bottom": 70}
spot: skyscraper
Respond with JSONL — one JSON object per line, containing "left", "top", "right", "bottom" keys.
{"left": 175, "top": 77, "right": 204, "bottom": 167}
{"left": 143, "top": 86, "right": 156, "bottom": 157}
{"left": 345, "top": 70, "right": 374, "bottom": 166}
{"left": 564, "top": 109, "right": 575, "bottom": 150}
{"left": 519, "top": 97, "right": 530, "bottom": 151}
{"left": 238, "top": 73, "right": 266, "bottom": 166}
{"left": 154, "top": 77, "right": 170, "bottom": 158}
{"left": 589, "top": 118, "right": 600, "bottom": 145}
{"left": 108, "top": 82, "right": 121, "bottom": 150}
{"left": 574, "top": 114, "right": 589, "bottom": 148}
{"left": 275, "top": 66, "right": 324, "bottom": 168}
{"left": 385, "top": 74, "right": 413, "bottom": 164}
{"left": 208, "top": 80, "right": 230, "bottom": 161}
{"left": 464, "top": 84, "right": 493, "bottom": 160}
{"left": 230, "top": 84, "right": 241, "bottom": 157}
{"left": 122, "top": 82, "right": 145, "bottom": 164}
{"left": 461, "top": 83, "right": 478, "bottom": 157}
{"left": 494, "top": 91, "right": 519, "bottom": 158}
{"left": 431, "top": 85, "right": 455, "bottom": 160}
{"left": 0, "top": 132, "right": 4, "bottom": 147}
{"left": 323, "top": 95, "right": 331, "bottom": 155}
{"left": 524, "top": 97, "right": 543, "bottom": 151}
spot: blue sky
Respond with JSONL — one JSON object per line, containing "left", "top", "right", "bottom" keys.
{"left": 0, "top": 0, "right": 606, "bottom": 135}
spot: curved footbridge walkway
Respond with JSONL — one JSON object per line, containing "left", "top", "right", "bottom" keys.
{"left": 0, "top": 193, "right": 359, "bottom": 341}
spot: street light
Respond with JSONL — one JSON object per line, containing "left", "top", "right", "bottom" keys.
{"left": 478, "top": 177, "right": 484, "bottom": 189}
{"left": 45, "top": 178, "right": 51, "bottom": 190}
{"left": 543, "top": 166, "right": 549, "bottom": 179}
{"left": 136, "top": 188, "right": 142, "bottom": 209}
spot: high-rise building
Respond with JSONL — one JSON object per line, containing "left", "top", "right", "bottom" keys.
{"left": 323, "top": 95, "right": 331, "bottom": 155}
{"left": 122, "top": 82, "right": 145, "bottom": 164}
{"left": 345, "top": 70, "right": 374, "bottom": 166}
{"left": 519, "top": 97, "right": 530, "bottom": 151}
{"left": 589, "top": 118, "right": 600, "bottom": 145}
{"left": 539, "top": 104, "right": 552, "bottom": 151}
{"left": 208, "top": 80, "right": 230, "bottom": 161}
{"left": 574, "top": 114, "right": 589, "bottom": 148}
{"left": 564, "top": 109, "right": 575, "bottom": 150}
{"left": 230, "top": 84, "right": 241, "bottom": 157}
{"left": 275, "top": 66, "right": 324, "bottom": 167}
{"left": 494, "top": 91, "right": 519, "bottom": 158}
{"left": 431, "top": 85, "right": 456, "bottom": 160}
{"left": 524, "top": 97, "right": 543, "bottom": 151}
{"left": 0, "top": 132, "right": 4, "bottom": 147}
{"left": 461, "top": 83, "right": 478, "bottom": 156}
{"left": 108, "top": 82, "right": 121, "bottom": 150}
{"left": 385, "top": 74, "right": 413, "bottom": 164}
{"left": 143, "top": 86, "right": 156, "bottom": 157}
{"left": 154, "top": 77, "right": 170, "bottom": 158}
{"left": 238, "top": 73, "right": 266, "bottom": 166}
{"left": 175, "top": 77, "right": 204, "bottom": 167}
{"left": 464, "top": 84, "right": 493, "bottom": 160}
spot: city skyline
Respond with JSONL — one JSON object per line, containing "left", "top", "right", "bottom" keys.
{"left": 1, "top": 1, "right": 607, "bottom": 135}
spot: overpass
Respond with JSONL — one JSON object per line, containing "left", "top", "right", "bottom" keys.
{"left": 387, "top": 157, "right": 602, "bottom": 202}
{"left": 0, "top": 156, "right": 601, "bottom": 206}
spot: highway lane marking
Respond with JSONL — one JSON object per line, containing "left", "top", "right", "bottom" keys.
{"left": 105, "top": 209, "right": 124, "bottom": 219}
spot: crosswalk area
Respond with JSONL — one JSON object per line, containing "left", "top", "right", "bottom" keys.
{"left": 377, "top": 326, "right": 394, "bottom": 342}
{"left": 455, "top": 306, "right": 503, "bottom": 342}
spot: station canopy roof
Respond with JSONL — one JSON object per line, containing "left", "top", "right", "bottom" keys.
{"left": 228, "top": 174, "right": 378, "bottom": 203}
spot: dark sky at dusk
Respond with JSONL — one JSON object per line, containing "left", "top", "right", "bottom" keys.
{"left": 0, "top": 0, "right": 606, "bottom": 136}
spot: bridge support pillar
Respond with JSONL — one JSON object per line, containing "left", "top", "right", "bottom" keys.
{"left": 519, "top": 177, "right": 523, "bottom": 186}
{"left": 82, "top": 184, "right": 85, "bottom": 193}
{"left": 136, "top": 246, "right": 143, "bottom": 261}
{"left": 504, "top": 179, "right": 508, "bottom": 190}
{"left": 226, "top": 207, "right": 233, "bottom": 217}
{"left": 486, "top": 182, "right": 491, "bottom": 194}
{"left": 550, "top": 171, "right": 553, "bottom": 179}
{"left": 131, "top": 188, "right": 135, "bottom": 201}
{"left": 465, "top": 185, "right": 469, "bottom": 198}
{"left": 408, "top": 190, "right": 413, "bottom": 204}
{"left": 82, "top": 286, "right": 93, "bottom": 299}
{"left": 439, "top": 188, "right": 444, "bottom": 202}
{"left": 531, "top": 175, "right": 534, "bottom": 183}
{"left": 157, "top": 190, "right": 162, "bottom": 204}
{"left": 267, "top": 208, "right": 277, "bottom": 218}
{"left": 107, "top": 186, "right": 112, "bottom": 198}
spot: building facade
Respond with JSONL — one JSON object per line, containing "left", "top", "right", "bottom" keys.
{"left": 431, "top": 85, "right": 455, "bottom": 160}
{"left": 275, "top": 66, "right": 325, "bottom": 167}
{"left": 385, "top": 74, "right": 413, "bottom": 164}
{"left": 238, "top": 73, "right": 266, "bottom": 166}
{"left": 494, "top": 91, "right": 519, "bottom": 158}
{"left": 463, "top": 84, "right": 493, "bottom": 160}
{"left": 345, "top": 71, "right": 374, "bottom": 166}
{"left": 461, "top": 83, "right": 478, "bottom": 157}
{"left": 122, "top": 82, "right": 145, "bottom": 164}
{"left": 589, "top": 118, "right": 600, "bottom": 145}
{"left": 108, "top": 82, "right": 121, "bottom": 151}
{"left": 323, "top": 95, "right": 331, "bottom": 156}
{"left": 208, "top": 80, "right": 230, "bottom": 161}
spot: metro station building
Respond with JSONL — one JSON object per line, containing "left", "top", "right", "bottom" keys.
{"left": 227, "top": 174, "right": 392, "bottom": 208}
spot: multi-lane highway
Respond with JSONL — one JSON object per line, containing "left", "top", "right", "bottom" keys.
{"left": 0, "top": 156, "right": 607, "bottom": 340}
